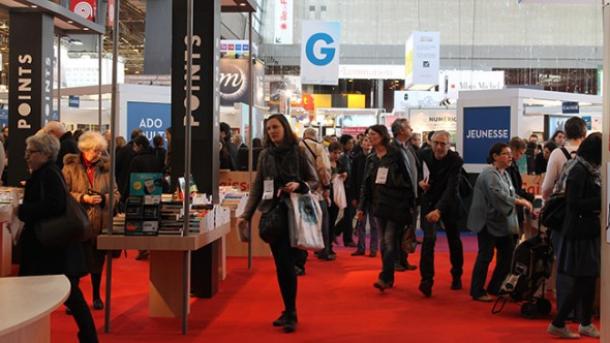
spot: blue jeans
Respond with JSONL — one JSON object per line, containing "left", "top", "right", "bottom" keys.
{"left": 374, "top": 217, "right": 399, "bottom": 283}
{"left": 356, "top": 211, "right": 378, "bottom": 254}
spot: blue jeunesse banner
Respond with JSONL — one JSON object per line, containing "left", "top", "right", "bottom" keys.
{"left": 463, "top": 106, "right": 511, "bottom": 164}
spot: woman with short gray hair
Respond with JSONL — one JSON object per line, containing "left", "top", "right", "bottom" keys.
{"left": 19, "top": 131, "right": 98, "bottom": 342}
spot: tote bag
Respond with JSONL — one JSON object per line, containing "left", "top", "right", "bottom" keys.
{"left": 286, "top": 192, "right": 324, "bottom": 251}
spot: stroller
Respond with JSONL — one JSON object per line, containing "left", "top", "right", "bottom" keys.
{"left": 492, "top": 222, "right": 554, "bottom": 318}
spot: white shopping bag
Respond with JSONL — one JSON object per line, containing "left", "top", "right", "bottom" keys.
{"left": 332, "top": 175, "right": 347, "bottom": 225}
{"left": 286, "top": 192, "right": 324, "bottom": 251}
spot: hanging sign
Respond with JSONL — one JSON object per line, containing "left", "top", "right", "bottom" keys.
{"left": 70, "top": 0, "right": 97, "bottom": 21}
{"left": 300, "top": 21, "right": 341, "bottom": 85}
{"left": 463, "top": 106, "right": 511, "bottom": 164}
{"left": 405, "top": 31, "right": 440, "bottom": 90}
{"left": 274, "top": 0, "right": 293, "bottom": 44}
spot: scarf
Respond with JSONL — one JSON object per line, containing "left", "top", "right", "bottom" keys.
{"left": 267, "top": 143, "right": 300, "bottom": 186}
{"left": 81, "top": 154, "right": 96, "bottom": 188}
{"left": 576, "top": 155, "right": 601, "bottom": 187}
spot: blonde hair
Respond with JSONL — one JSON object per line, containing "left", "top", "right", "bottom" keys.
{"left": 78, "top": 131, "right": 108, "bottom": 152}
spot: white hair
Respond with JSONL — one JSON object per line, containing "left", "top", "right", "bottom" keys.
{"left": 26, "top": 131, "right": 60, "bottom": 161}
{"left": 42, "top": 121, "right": 66, "bottom": 137}
{"left": 78, "top": 131, "right": 108, "bottom": 152}
{"left": 432, "top": 130, "right": 451, "bottom": 141}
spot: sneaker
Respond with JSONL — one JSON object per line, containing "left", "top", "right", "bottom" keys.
{"left": 451, "top": 278, "right": 462, "bottom": 290}
{"left": 547, "top": 323, "right": 580, "bottom": 339}
{"left": 351, "top": 250, "right": 365, "bottom": 256}
{"left": 578, "top": 324, "right": 600, "bottom": 338}
{"left": 472, "top": 294, "right": 493, "bottom": 302}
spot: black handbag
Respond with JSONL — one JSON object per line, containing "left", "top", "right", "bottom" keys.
{"left": 35, "top": 182, "right": 93, "bottom": 248}
{"left": 540, "top": 195, "right": 566, "bottom": 230}
{"left": 258, "top": 199, "right": 286, "bottom": 244}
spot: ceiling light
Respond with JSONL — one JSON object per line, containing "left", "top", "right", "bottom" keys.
{"left": 30, "top": 5, "right": 37, "bottom": 8}
{"left": 239, "top": 2, "right": 247, "bottom": 6}
{"left": 67, "top": 20, "right": 74, "bottom": 24}
{"left": 83, "top": 28, "right": 89, "bottom": 31}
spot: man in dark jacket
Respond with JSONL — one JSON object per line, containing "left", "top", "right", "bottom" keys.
{"left": 338, "top": 134, "right": 356, "bottom": 247}
{"left": 116, "top": 128, "right": 143, "bottom": 204}
{"left": 390, "top": 119, "right": 419, "bottom": 271}
{"left": 417, "top": 130, "right": 464, "bottom": 297}
{"left": 507, "top": 137, "right": 535, "bottom": 232}
{"left": 43, "top": 121, "right": 79, "bottom": 170}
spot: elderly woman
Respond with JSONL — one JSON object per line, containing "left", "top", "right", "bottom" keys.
{"left": 63, "top": 131, "right": 118, "bottom": 311}
{"left": 468, "top": 143, "right": 532, "bottom": 302}
{"left": 19, "top": 132, "right": 98, "bottom": 342}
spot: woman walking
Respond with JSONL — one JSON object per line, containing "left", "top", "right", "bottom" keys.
{"left": 357, "top": 125, "right": 415, "bottom": 291}
{"left": 19, "top": 132, "right": 98, "bottom": 342}
{"left": 63, "top": 131, "right": 119, "bottom": 310}
{"left": 547, "top": 133, "right": 601, "bottom": 339}
{"left": 468, "top": 143, "right": 532, "bottom": 302}
{"left": 237, "top": 114, "right": 318, "bottom": 333}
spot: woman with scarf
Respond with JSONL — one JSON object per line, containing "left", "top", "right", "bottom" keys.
{"left": 237, "top": 114, "right": 318, "bottom": 333}
{"left": 63, "top": 131, "right": 119, "bottom": 311}
{"left": 357, "top": 125, "right": 415, "bottom": 292}
{"left": 547, "top": 133, "right": 601, "bottom": 339}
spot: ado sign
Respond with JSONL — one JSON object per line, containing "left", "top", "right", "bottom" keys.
{"left": 127, "top": 102, "right": 171, "bottom": 144}
{"left": 463, "top": 106, "right": 511, "bottom": 164}
{"left": 300, "top": 21, "right": 341, "bottom": 85}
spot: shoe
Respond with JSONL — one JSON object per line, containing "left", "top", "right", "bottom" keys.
{"left": 547, "top": 323, "right": 580, "bottom": 339}
{"left": 394, "top": 263, "right": 407, "bottom": 272}
{"left": 473, "top": 294, "right": 493, "bottom": 302}
{"left": 283, "top": 317, "right": 297, "bottom": 333}
{"left": 578, "top": 324, "right": 600, "bottom": 338}
{"left": 295, "top": 266, "right": 305, "bottom": 276}
{"left": 373, "top": 279, "right": 393, "bottom": 292}
{"left": 418, "top": 281, "right": 433, "bottom": 298}
{"left": 93, "top": 298, "right": 104, "bottom": 310}
{"left": 272, "top": 311, "right": 298, "bottom": 327}
{"left": 351, "top": 250, "right": 365, "bottom": 256}
{"left": 345, "top": 242, "right": 357, "bottom": 248}
{"left": 368, "top": 252, "right": 377, "bottom": 258}
{"left": 451, "top": 278, "right": 462, "bottom": 290}
{"left": 317, "top": 253, "right": 336, "bottom": 261}
{"left": 405, "top": 263, "right": 417, "bottom": 271}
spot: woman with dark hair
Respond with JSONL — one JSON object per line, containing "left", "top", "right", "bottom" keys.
{"left": 535, "top": 141, "right": 557, "bottom": 175}
{"left": 548, "top": 132, "right": 601, "bottom": 339}
{"left": 237, "top": 114, "right": 318, "bottom": 333}
{"left": 220, "top": 122, "right": 238, "bottom": 170}
{"left": 357, "top": 125, "right": 415, "bottom": 291}
{"left": 468, "top": 143, "right": 533, "bottom": 302}
{"left": 552, "top": 130, "right": 566, "bottom": 146}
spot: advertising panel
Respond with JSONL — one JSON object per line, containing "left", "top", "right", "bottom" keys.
{"left": 220, "top": 59, "right": 249, "bottom": 106}
{"left": 127, "top": 102, "right": 171, "bottom": 143}
{"left": 405, "top": 32, "right": 440, "bottom": 90}
{"left": 409, "top": 109, "right": 457, "bottom": 133}
{"left": 300, "top": 21, "right": 341, "bottom": 85}
{"left": 438, "top": 70, "right": 505, "bottom": 99}
{"left": 393, "top": 91, "right": 442, "bottom": 111}
{"left": 463, "top": 106, "right": 511, "bottom": 164}
{"left": 274, "top": 0, "right": 293, "bottom": 44}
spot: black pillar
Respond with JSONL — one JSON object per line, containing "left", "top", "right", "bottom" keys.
{"left": 172, "top": 0, "right": 221, "bottom": 298}
{"left": 144, "top": 0, "right": 172, "bottom": 74}
{"left": 8, "top": 11, "right": 54, "bottom": 186}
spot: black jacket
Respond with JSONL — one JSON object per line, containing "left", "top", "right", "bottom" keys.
{"left": 122, "top": 148, "right": 164, "bottom": 202}
{"left": 18, "top": 161, "right": 87, "bottom": 277}
{"left": 418, "top": 149, "right": 463, "bottom": 219}
{"left": 562, "top": 161, "right": 601, "bottom": 240}
{"left": 349, "top": 148, "right": 369, "bottom": 202}
{"left": 58, "top": 132, "right": 79, "bottom": 170}
{"left": 116, "top": 142, "right": 136, "bottom": 194}
{"left": 506, "top": 163, "right": 535, "bottom": 225}
{"left": 359, "top": 147, "right": 415, "bottom": 225}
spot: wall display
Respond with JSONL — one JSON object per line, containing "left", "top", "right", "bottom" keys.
{"left": 404, "top": 31, "right": 440, "bottom": 90}
{"left": 127, "top": 102, "right": 170, "bottom": 142}
{"left": 171, "top": 0, "right": 220, "bottom": 201}
{"left": 409, "top": 109, "right": 457, "bottom": 133}
{"left": 300, "top": 21, "right": 341, "bottom": 85}
{"left": 438, "top": 70, "right": 505, "bottom": 99}
{"left": 463, "top": 106, "right": 511, "bottom": 164}
{"left": 393, "top": 91, "right": 443, "bottom": 112}
{"left": 220, "top": 59, "right": 249, "bottom": 106}
{"left": 273, "top": 0, "right": 293, "bottom": 44}
{"left": 8, "top": 12, "right": 54, "bottom": 186}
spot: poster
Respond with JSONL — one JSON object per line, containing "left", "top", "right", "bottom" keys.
{"left": 127, "top": 102, "right": 171, "bottom": 142}
{"left": 300, "top": 21, "right": 341, "bottom": 85}
{"left": 404, "top": 32, "right": 440, "bottom": 89}
{"left": 463, "top": 106, "right": 511, "bottom": 164}
{"left": 273, "top": 0, "right": 293, "bottom": 44}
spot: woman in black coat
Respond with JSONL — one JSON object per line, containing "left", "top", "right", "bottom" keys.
{"left": 548, "top": 132, "right": 601, "bottom": 339}
{"left": 18, "top": 132, "right": 98, "bottom": 343}
{"left": 357, "top": 125, "right": 415, "bottom": 291}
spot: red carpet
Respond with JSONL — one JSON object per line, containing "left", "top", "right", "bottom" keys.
{"left": 49, "top": 235, "right": 599, "bottom": 342}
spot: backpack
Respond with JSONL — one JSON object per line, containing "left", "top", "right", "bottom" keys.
{"left": 540, "top": 148, "right": 575, "bottom": 229}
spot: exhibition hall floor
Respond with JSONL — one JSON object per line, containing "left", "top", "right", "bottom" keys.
{"left": 50, "top": 235, "right": 598, "bottom": 342}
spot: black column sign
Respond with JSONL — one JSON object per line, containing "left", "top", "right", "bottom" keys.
{"left": 8, "top": 12, "right": 54, "bottom": 186}
{"left": 171, "top": 0, "right": 220, "bottom": 202}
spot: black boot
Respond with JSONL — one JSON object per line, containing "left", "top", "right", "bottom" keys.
{"left": 272, "top": 311, "right": 298, "bottom": 327}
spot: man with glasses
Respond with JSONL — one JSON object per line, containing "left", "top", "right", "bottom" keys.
{"left": 417, "top": 130, "right": 464, "bottom": 297}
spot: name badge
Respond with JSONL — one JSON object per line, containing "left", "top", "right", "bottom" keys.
{"left": 375, "top": 167, "right": 389, "bottom": 184}
{"left": 262, "top": 179, "right": 274, "bottom": 200}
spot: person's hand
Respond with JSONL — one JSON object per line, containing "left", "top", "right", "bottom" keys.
{"left": 339, "top": 172, "right": 348, "bottom": 181}
{"left": 356, "top": 210, "right": 365, "bottom": 221}
{"left": 237, "top": 218, "right": 250, "bottom": 242}
{"left": 419, "top": 179, "right": 430, "bottom": 192}
{"left": 84, "top": 194, "right": 102, "bottom": 205}
{"left": 282, "top": 182, "right": 300, "bottom": 193}
{"left": 425, "top": 209, "right": 441, "bottom": 223}
{"left": 517, "top": 199, "right": 533, "bottom": 212}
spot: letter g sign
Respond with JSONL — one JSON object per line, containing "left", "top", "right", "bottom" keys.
{"left": 306, "top": 32, "right": 336, "bottom": 66}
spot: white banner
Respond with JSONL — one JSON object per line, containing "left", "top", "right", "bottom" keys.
{"left": 439, "top": 70, "right": 505, "bottom": 99}
{"left": 393, "top": 91, "right": 442, "bottom": 112}
{"left": 274, "top": 0, "right": 293, "bottom": 44}
{"left": 300, "top": 21, "right": 341, "bottom": 86}
{"left": 405, "top": 32, "right": 440, "bottom": 90}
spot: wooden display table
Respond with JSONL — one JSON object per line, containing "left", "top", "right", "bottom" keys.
{"left": 0, "top": 275, "right": 70, "bottom": 343}
{"left": 0, "top": 222, "right": 11, "bottom": 276}
{"left": 97, "top": 224, "right": 230, "bottom": 326}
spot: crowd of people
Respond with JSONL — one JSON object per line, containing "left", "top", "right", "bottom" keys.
{"left": 238, "top": 115, "right": 600, "bottom": 339}
{"left": 8, "top": 114, "right": 602, "bottom": 341}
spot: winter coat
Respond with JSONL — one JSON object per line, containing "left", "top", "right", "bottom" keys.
{"left": 18, "top": 161, "right": 88, "bottom": 277}
{"left": 62, "top": 154, "right": 119, "bottom": 238}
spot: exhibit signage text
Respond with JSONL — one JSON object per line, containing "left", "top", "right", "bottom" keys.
{"left": 300, "top": 21, "right": 341, "bottom": 85}
{"left": 16, "top": 54, "right": 32, "bottom": 129}
{"left": 183, "top": 35, "right": 201, "bottom": 127}
{"left": 462, "top": 106, "right": 511, "bottom": 164}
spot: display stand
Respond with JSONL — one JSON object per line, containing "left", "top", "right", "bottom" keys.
{"left": 0, "top": 275, "right": 70, "bottom": 343}
{"left": 97, "top": 223, "right": 229, "bottom": 318}
{"left": 0, "top": 223, "right": 11, "bottom": 277}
